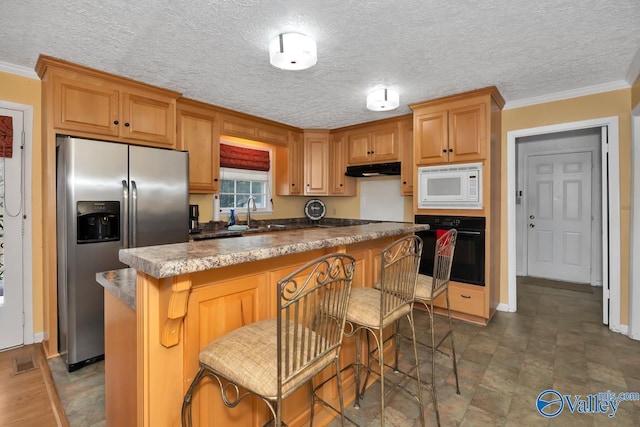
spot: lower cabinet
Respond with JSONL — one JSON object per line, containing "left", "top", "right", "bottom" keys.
{"left": 183, "top": 270, "right": 272, "bottom": 427}
{"left": 432, "top": 281, "right": 487, "bottom": 321}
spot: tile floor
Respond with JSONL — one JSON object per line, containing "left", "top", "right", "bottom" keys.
{"left": 49, "top": 278, "right": 640, "bottom": 426}
{"left": 47, "top": 356, "right": 105, "bottom": 427}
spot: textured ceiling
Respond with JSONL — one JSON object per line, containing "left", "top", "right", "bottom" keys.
{"left": 2, "top": 0, "right": 640, "bottom": 129}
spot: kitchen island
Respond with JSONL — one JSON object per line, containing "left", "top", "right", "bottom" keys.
{"left": 98, "top": 222, "right": 428, "bottom": 427}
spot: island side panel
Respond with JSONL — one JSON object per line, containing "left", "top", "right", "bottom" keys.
{"left": 104, "top": 290, "right": 137, "bottom": 426}
{"left": 137, "top": 273, "right": 185, "bottom": 427}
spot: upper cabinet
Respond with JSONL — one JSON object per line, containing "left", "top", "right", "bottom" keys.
{"left": 177, "top": 99, "right": 220, "bottom": 193}
{"left": 411, "top": 89, "right": 500, "bottom": 166}
{"left": 38, "top": 55, "right": 179, "bottom": 148}
{"left": 303, "top": 130, "right": 330, "bottom": 196}
{"left": 219, "top": 112, "right": 289, "bottom": 146}
{"left": 329, "top": 131, "right": 356, "bottom": 196}
{"left": 346, "top": 122, "right": 399, "bottom": 165}
{"left": 399, "top": 118, "right": 413, "bottom": 196}
{"left": 275, "top": 130, "right": 304, "bottom": 196}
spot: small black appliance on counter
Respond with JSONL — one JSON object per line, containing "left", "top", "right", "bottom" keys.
{"left": 189, "top": 204, "right": 200, "bottom": 233}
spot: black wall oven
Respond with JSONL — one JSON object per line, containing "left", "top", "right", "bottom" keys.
{"left": 415, "top": 215, "right": 486, "bottom": 286}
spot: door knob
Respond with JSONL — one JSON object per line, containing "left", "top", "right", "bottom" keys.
{"left": 529, "top": 223, "right": 535, "bottom": 228}
{"left": 529, "top": 215, "right": 535, "bottom": 219}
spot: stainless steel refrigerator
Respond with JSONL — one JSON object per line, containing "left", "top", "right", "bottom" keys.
{"left": 56, "top": 135, "right": 188, "bottom": 371}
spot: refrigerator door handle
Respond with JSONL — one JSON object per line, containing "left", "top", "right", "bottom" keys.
{"left": 122, "top": 180, "right": 129, "bottom": 248}
{"left": 131, "top": 180, "right": 138, "bottom": 247}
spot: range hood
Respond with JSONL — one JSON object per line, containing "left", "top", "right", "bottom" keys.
{"left": 345, "top": 162, "right": 401, "bottom": 177}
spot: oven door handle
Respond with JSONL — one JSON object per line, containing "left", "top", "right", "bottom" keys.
{"left": 456, "top": 230, "right": 483, "bottom": 236}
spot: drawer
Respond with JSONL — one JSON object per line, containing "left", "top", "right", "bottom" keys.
{"left": 434, "top": 283, "right": 485, "bottom": 318}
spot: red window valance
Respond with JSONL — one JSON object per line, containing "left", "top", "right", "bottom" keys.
{"left": 0, "top": 115, "right": 13, "bottom": 158}
{"left": 220, "top": 143, "right": 270, "bottom": 172}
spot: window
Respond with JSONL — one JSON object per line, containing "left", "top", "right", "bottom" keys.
{"left": 219, "top": 168, "right": 270, "bottom": 212}
{"left": 218, "top": 141, "right": 273, "bottom": 214}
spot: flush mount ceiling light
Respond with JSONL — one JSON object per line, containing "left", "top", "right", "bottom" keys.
{"left": 366, "top": 88, "right": 400, "bottom": 111}
{"left": 269, "top": 33, "right": 317, "bottom": 71}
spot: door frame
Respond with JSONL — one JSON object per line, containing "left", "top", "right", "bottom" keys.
{"left": 506, "top": 116, "right": 621, "bottom": 333}
{"left": 630, "top": 106, "right": 640, "bottom": 340}
{"left": 0, "top": 99, "right": 34, "bottom": 346}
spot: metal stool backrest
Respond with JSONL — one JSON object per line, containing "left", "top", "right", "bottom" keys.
{"left": 431, "top": 229, "right": 457, "bottom": 297}
{"left": 379, "top": 235, "right": 423, "bottom": 323}
{"left": 277, "top": 253, "right": 355, "bottom": 399}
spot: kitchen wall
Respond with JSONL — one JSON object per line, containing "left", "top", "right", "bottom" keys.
{"left": 502, "top": 88, "right": 632, "bottom": 325}
{"left": 190, "top": 174, "right": 414, "bottom": 223}
{"left": 0, "top": 71, "right": 43, "bottom": 337}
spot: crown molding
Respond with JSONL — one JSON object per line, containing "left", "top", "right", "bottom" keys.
{"left": 0, "top": 60, "right": 38, "bottom": 79}
{"left": 504, "top": 80, "right": 630, "bottom": 110}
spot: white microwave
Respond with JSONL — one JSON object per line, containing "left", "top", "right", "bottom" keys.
{"left": 417, "top": 163, "right": 483, "bottom": 209}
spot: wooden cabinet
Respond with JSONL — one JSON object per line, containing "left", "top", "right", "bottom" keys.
{"left": 329, "top": 131, "right": 356, "bottom": 196}
{"left": 43, "top": 58, "right": 179, "bottom": 148}
{"left": 399, "top": 118, "right": 413, "bottom": 196}
{"left": 304, "top": 130, "right": 329, "bottom": 196}
{"left": 219, "top": 112, "right": 289, "bottom": 146}
{"left": 184, "top": 271, "right": 272, "bottom": 427}
{"left": 412, "top": 95, "right": 488, "bottom": 165}
{"left": 177, "top": 99, "right": 220, "bottom": 193}
{"left": 275, "top": 131, "right": 304, "bottom": 196}
{"left": 410, "top": 86, "right": 505, "bottom": 323}
{"left": 347, "top": 122, "right": 399, "bottom": 165}
{"left": 433, "top": 282, "right": 486, "bottom": 319}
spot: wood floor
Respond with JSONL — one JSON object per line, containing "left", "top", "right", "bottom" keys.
{"left": 0, "top": 344, "right": 68, "bottom": 427}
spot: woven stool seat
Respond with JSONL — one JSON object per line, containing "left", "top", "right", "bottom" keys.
{"left": 198, "top": 318, "right": 335, "bottom": 399}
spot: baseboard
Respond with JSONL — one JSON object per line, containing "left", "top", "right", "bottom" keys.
{"left": 619, "top": 324, "right": 629, "bottom": 336}
{"left": 496, "top": 303, "right": 514, "bottom": 312}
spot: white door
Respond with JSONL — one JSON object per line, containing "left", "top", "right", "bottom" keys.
{"left": 526, "top": 152, "right": 592, "bottom": 283}
{"left": 0, "top": 107, "right": 24, "bottom": 350}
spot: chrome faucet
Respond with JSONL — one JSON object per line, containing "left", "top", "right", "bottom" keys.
{"left": 246, "top": 196, "right": 257, "bottom": 228}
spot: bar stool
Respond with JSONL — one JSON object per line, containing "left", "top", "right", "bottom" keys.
{"left": 414, "top": 228, "right": 459, "bottom": 426}
{"left": 181, "top": 253, "right": 356, "bottom": 427}
{"left": 344, "top": 235, "right": 425, "bottom": 426}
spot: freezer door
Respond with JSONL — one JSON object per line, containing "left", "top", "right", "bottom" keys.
{"left": 56, "top": 136, "right": 128, "bottom": 369}
{"left": 129, "top": 146, "right": 189, "bottom": 247}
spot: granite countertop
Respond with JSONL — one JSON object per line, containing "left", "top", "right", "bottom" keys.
{"left": 121, "top": 222, "right": 429, "bottom": 279}
{"left": 96, "top": 268, "right": 137, "bottom": 310}
{"left": 189, "top": 217, "right": 382, "bottom": 241}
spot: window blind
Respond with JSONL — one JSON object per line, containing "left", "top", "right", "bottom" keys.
{"left": 0, "top": 115, "right": 13, "bottom": 158}
{"left": 219, "top": 143, "right": 270, "bottom": 171}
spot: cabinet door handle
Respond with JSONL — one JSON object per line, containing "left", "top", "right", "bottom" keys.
{"left": 125, "top": 122, "right": 130, "bottom": 127}
{"left": 448, "top": 148, "right": 453, "bottom": 152}
{"left": 403, "top": 181, "right": 407, "bottom": 184}
{"left": 113, "top": 120, "right": 119, "bottom": 125}
{"left": 291, "top": 183, "right": 295, "bottom": 186}
{"left": 214, "top": 178, "right": 218, "bottom": 182}
{"left": 442, "top": 149, "right": 448, "bottom": 153}
{"left": 340, "top": 183, "right": 343, "bottom": 187}
{"left": 461, "top": 294, "right": 471, "bottom": 299}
